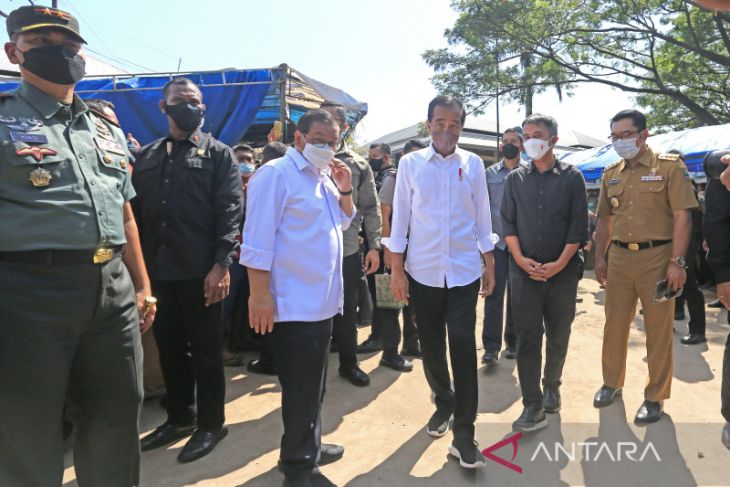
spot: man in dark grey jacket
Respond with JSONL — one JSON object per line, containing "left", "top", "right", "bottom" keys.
{"left": 321, "top": 102, "right": 382, "bottom": 387}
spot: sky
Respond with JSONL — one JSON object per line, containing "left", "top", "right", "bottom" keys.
{"left": 3, "top": 0, "right": 636, "bottom": 144}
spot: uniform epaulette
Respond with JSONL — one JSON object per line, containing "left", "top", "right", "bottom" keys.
{"left": 605, "top": 161, "right": 622, "bottom": 170}
{"left": 88, "top": 107, "right": 121, "bottom": 128}
{"left": 658, "top": 152, "right": 681, "bottom": 161}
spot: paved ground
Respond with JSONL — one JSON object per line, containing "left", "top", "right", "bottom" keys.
{"left": 63, "top": 272, "right": 730, "bottom": 486}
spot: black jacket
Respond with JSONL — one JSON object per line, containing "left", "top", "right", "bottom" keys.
{"left": 131, "top": 129, "right": 243, "bottom": 281}
{"left": 704, "top": 177, "right": 730, "bottom": 283}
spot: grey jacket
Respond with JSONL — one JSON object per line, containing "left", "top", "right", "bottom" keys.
{"left": 336, "top": 148, "right": 382, "bottom": 256}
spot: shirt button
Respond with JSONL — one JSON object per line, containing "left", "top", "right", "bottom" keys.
{"left": 97, "top": 211, "right": 102, "bottom": 216}
{"left": 628, "top": 232, "right": 633, "bottom": 236}
{"left": 161, "top": 244, "right": 166, "bottom": 249}
{"left": 161, "top": 222, "right": 167, "bottom": 227}
{"left": 164, "top": 178, "right": 170, "bottom": 183}
{"left": 162, "top": 200, "right": 167, "bottom": 205}
{"left": 539, "top": 190, "right": 543, "bottom": 194}
{"left": 79, "top": 154, "right": 84, "bottom": 159}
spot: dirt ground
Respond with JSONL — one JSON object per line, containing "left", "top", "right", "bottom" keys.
{"left": 63, "top": 271, "right": 730, "bottom": 486}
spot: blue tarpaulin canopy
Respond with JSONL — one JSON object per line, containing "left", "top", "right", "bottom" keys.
{"left": 0, "top": 64, "right": 368, "bottom": 147}
{"left": 561, "top": 123, "right": 730, "bottom": 184}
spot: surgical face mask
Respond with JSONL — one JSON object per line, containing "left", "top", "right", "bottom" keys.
{"left": 369, "top": 158, "right": 384, "bottom": 172}
{"left": 613, "top": 137, "right": 641, "bottom": 160}
{"left": 303, "top": 143, "right": 335, "bottom": 170}
{"left": 19, "top": 44, "right": 86, "bottom": 85}
{"left": 501, "top": 143, "right": 520, "bottom": 160}
{"left": 164, "top": 102, "right": 205, "bottom": 133}
{"left": 524, "top": 138, "right": 552, "bottom": 160}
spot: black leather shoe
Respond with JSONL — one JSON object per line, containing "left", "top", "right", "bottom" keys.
{"left": 140, "top": 421, "right": 196, "bottom": 451}
{"left": 356, "top": 337, "right": 383, "bottom": 353}
{"left": 338, "top": 366, "right": 370, "bottom": 387}
{"left": 513, "top": 406, "right": 547, "bottom": 432}
{"left": 482, "top": 350, "right": 498, "bottom": 365}
{"left": 680, "top": 333, "right": 707, "bottom": 345}
{"left": 177, "top": 427, "right": 228, "bottom": 463}
{"left": 319, "top": 443, "right": 344, "bottom": 465}
{"left": 401, "top": 346, "right": 422, "bottom": 358}
{"left": 634, "top": 401, "right": 663, "bottom": 424}
{"left": 722, "top": 423, "right": 730, "bottom": 451}
{"left": 380, "top": 355, "right": 413, "bottom": 372}
{"left": 504, "top": 347, "right": 517, "bottom": 359}
{"left": 543, "top": 387, "right": 561, "bottom": 413}
{"left": 593, "top": 385, "right": 621, "bottom": 408}
{"left": 247, "top": 359, "right": 276, "bottom": 375}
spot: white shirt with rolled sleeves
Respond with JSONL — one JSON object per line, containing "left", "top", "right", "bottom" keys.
{"left": 240, "top": 147, "right": 355, "bottom": 322}
{"left": 383, "top": 144, "right": 497, "bottom": 288}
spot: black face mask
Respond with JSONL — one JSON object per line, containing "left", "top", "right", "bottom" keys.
{"left": 502, "top": 143, "right": 520, "bottom": 160}
{"left": 164, "top": 102, "right": 204, "bottom": 133}
{"left": 369, "top": 158, "right": 384, "bottom": 172}
{"left": 19, "top": 45, "right": 86, "bottom": 85}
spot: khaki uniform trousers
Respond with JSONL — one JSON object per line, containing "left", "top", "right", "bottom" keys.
{"left": 602, "top": 243, "right": 674, "bottom": 401}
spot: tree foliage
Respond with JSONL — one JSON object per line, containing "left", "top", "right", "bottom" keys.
{"left": 423, "top": 0, "right": 730, "bottom": 130}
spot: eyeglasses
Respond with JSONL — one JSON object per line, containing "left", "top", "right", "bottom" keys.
{"left": 303, "top": 134, "right": 337, "bottom": 150}
{"left": 608, "top": 130, "right": 640, "bottom": 142}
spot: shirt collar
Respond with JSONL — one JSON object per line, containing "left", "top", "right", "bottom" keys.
{"left": 166, "top": 128, "right": 206, "bottom": 147}
{"left": 425, "top": 143, "right": 463, "bottom": 163}
{"left": 16, "top": 81, "right": 87, "bottom": 120}
{"left": 287, "top": 146, "right": 330, "bottom": 176}
{"left": 527, "top": 157, "right": 561, "bottom": 174}
{"left": 620, "top": 145, "right": 654, "bottom": 171}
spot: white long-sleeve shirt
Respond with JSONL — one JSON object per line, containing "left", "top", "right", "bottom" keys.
{"left": 383, "top": 144, "right": 497, "bottom": 288}
{"left": 240, "top": 147, "right": 355, "bottom": 322}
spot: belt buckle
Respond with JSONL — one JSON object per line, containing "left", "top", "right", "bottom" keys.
{"left": 628, "top": 242, "right": 640, "bottom": 251}
{"left": 93, "top": 248, "right": 113, "bottom": 264}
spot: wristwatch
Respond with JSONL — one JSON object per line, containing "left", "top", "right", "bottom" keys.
{"left": 670, "top": 256, "right": 687, "bottom": 269}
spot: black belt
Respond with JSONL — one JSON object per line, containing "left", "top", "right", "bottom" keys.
{"left": 0, "top": 246, "right": 124, "bottom": 266}
{"left": 612, "top": 240, "right": 671, "bottom": 251}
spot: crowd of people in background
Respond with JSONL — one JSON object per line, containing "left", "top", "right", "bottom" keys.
{"left": 1, "top": 5, "right": 730, "bottom": 487}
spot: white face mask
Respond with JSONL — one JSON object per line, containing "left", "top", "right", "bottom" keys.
{"left": 524, "top": 138, "right": 551, "bottom": 160}
{"left": 302, "top": 143, "right": 335, "bottom": 170}
{"left": 613, "top": 137, "right": 641, "bottom": 160}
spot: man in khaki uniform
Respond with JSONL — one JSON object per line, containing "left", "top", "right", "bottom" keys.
{"left": 593, "top": 109, "right": 697, "bottom": 423}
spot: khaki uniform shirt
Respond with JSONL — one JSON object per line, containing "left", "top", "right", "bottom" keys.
{"left": 0, "top": 82, "right": 134, "bottom": 251}
{"left": 597, "top": 145, "right": 697, "bottom": 242}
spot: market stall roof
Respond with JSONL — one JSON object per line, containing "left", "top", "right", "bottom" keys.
{"left": 561, "top": 123, "right": 730, "bottom": 183}
{"left": 0, "top": 64, "right": 367, "bottom": 147}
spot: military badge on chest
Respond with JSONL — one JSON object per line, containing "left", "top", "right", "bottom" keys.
{"left": 1, "top": 115, "right": 56, "bottom": 188}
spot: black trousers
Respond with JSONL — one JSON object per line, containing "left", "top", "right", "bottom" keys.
{"left": 510, "top": 257, "right": 581, "bottom": 407}
{"left": 722, "top": 314, "right": 730, "bottom": 423}
{"left": 409, "top": 275, "right": 480, "bottom": 442}
{"left": 674, "top": 252, "right": 706, "bottom": 335}
{"left": 401, "top": 303, "right": 420, "bottom": 351}
{"left": 483, "top": 247, "right": 516, "bottom": 352}
{"left": 152, "top": 279, "right": 225, "bottom": 430}
{"left": 271, "top": 319, "right": 332, "bottom": 479}
{"left": 332, "top": 253, "right": 361, "bottom": 368}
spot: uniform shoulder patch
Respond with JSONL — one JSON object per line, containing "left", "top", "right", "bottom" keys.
{"left": 605, "top": 160, "right": 622, "bottom": 170}
{"left": 88, "top": 107, "right": 121, "bottom": 128}
{"left": 658, "top": 152, "right": 681, "bottom": 161}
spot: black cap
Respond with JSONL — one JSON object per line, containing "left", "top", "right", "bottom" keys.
{"left": 6, "top": 5, "right": 86, "bottom": 43}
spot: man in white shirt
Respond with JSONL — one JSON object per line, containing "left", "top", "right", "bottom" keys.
{"left": 386, "top": 95, "right": 496, "bottom": 469}
{"left": 241, "top": 109, "right": 354, "bottom": 487}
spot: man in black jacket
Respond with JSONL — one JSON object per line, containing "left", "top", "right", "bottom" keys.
{"left": 703, "top": 155, "right": 730, "bottom": 451}
{"left": 132, "top": 77, "right": 243, "bottom": 463}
